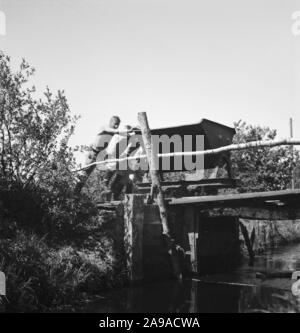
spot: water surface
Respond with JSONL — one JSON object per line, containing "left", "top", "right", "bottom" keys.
{"left": 88, "top": 243, "right": 300, "bottom": 313}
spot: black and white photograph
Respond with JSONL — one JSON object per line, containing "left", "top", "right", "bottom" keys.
{"left": 1, "top": 0, "right": 300, "bottom": 319}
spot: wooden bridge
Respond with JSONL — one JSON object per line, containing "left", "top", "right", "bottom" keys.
{"left": 168, "top": 189, "right": 300, "bottom": 220}
{"left": 98, "top": 188, "right": 300, "bottom": 282}
{"left": 90, "top": 112, "right": 300, "bottom": 282}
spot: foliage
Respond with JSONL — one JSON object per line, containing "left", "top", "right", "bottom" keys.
{"left": 0, "top": 53, "right": 78, "bottom": 186}
{"left": 0, "top": 52, "right": 99, "bottom": 237}
{"left": 0, "top": 52, "right": 127, "bottom": 312}
{"left": 231, "top": 120, "right": 299, "bottom": 192}
{"left": 0, "top": 230, "right": 121, "bottom": 312}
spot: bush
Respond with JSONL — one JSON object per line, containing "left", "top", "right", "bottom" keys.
{"left": 0, "top": 230, "right": 122, "bottom": 312}
{"left": 0, "top": 52, "right": 126, "bottom": 312}
{"left": 231, "top": 120, "right": 299, "bottom": 192}
{"left": 0, "top": 52, "right": 96, "bottom": 234}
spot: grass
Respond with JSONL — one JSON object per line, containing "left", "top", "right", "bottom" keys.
{"left": 0, "top": 209, "right": 127, "bottom": 312}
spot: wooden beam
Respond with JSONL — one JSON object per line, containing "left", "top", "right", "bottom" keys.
{"left": 138, "top": 111, "right": 183, "bottom": 280}
{"left": 124, "top": 194, "right": 144, "bottom": 283}
{"left": 155, "top": 137, "right": 300, "bottom": 158}
{"left": 169, "top": 189, "right": 300, "bottom": 206}
{"left": 199, "top": 206, "right": 300, "bottom": 220}
{"left": 73, "top": 137, "right": 300, "bottom": 172}
{"left": 137, "top": 178, "right": 238, "bottom": 188}
{"left": 239, "top": 221, "right": 255, "bottom": 266}
{"left": 184, "top": 206, "right": 199, "bottom": 273}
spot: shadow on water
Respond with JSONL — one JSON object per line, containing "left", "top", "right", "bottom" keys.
{"left": 87, "top": 243, "right": 300, "bottom": 313}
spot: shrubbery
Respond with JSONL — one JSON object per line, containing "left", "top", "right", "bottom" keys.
{"left": 0, "top": 52, "right": 94, "bottom": 235}
{"left": 0, "top": 52, "right": 126, "bottom": 312}
{"left": 232, "top": 120, "right": 299, "bottom": 192}
{"left": 0, "top": 230, "right": 118, "bottom": 312}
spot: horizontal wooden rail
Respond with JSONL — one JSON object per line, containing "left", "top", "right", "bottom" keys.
{"left": 168, "top": 188, "right": 300, "bottom": 206}
{"left": 74, "top": 137, "right": 300, "bottom": 172}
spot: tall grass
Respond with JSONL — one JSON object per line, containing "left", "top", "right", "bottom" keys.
{"left": 0, "top": 226, "right": 125, "bottom": 312}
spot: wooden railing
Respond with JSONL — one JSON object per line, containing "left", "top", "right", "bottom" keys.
{"left": 74, "top": 137, "right": 300, "bottom": 172}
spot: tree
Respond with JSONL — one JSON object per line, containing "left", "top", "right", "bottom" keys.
{"left": 0, "top": 52, "right": 78, "bottom": 189}
{"left": 0, "top": 52, "right": 94, "bottom": 235}
{"left": 231, "top": 120, "right": 299, "bottom": 192}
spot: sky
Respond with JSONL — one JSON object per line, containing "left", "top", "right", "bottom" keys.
{"left": 0, "top": 0, "right": 300, "bottom": 156}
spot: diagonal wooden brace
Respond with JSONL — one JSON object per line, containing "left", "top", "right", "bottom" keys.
{"left": 239, "top": 222, "right": 255, "bottom": 266}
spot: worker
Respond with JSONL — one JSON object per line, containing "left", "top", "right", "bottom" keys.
{"left": 103, "top": 125, "right": 138, "bottom": 200}
{"left": 75, "top": 116, "right": 122, "bottom": 193}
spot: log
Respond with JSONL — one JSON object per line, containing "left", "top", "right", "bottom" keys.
{"left": 73, "top": 137, "right": 300, "bottom": 172}
{"left": 155, "top": 137, "right": 300, "bottom": 158}
{"left": 137, "top": 112, "right": 183, "bottom": 280}
{"left": 256, "top": 270, "right": 293, "bottom": 279}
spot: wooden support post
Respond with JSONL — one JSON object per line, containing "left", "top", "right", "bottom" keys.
{"left": 185, "top": 206, "right": 199, "bottom": 274}
{"left": 124, "top": 194, "right": 144, "bottom": 283}
{"left": 0, "top": 271, "right": 5, "bottom": 313}
{"left": 239, "top": 221, "right": 255, "bottom": 266}
{"left": 290, "top": 118, "right": 295, "bottom": 190}
{"left": 138, "top": 112, "right": 183, "bottom": 280}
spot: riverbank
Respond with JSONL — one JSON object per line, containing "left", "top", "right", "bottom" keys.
{"left": 2, "top": 194, "right": 300, "bottom": 312}
{"left": 0, "top": 208, "right": 127, "bottom": 312}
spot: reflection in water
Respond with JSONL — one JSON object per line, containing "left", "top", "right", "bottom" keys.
{"left": 247, "top": 243, "right": 300, "bottom": 272}
{"left": 88, "top": 243, "right": 300, "bottom": 313}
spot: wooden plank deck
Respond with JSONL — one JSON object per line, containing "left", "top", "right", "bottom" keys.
{"left": 137, "top": 178, "right": 238, "bottom": 188}
{"left": 168, "top": 189, "right": 300, "bottom": 207}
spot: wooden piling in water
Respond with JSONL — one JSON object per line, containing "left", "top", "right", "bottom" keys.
{"left": 124, "top": 194, "right": 144, "bottom": 283}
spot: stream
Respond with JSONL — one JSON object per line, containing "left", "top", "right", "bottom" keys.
{"left": 86, "top": 243, "right": 300, "bottom": 313}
